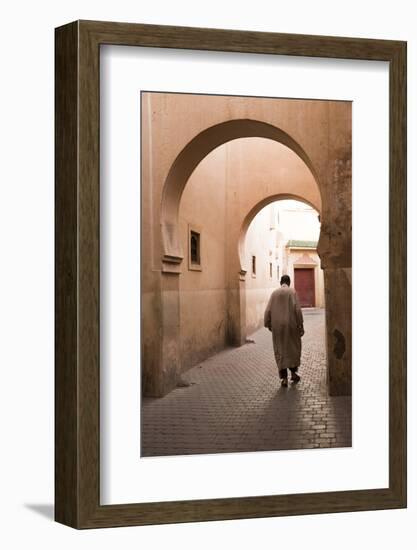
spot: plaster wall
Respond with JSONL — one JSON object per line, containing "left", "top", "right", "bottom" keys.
{"left": 279, "top": 205, "right": 321, "bottom": 241}
{"left": 244, "top": 206, "right": 279, "bottom": 336}
{"left": 141, "top": 92, "right": 351, "bottom": 396}
{"left": 178, "top": 147, "right": 228, "bottom": 371}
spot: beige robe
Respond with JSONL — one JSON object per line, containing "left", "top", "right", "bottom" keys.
{"left": 264, "top": 284, "right": 304, "bottom": 371}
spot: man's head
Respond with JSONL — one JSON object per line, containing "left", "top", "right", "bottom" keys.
{"left": 280, "top": 275, "right": 291, "bottom": 286}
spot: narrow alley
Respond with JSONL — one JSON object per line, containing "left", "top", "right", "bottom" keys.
{"left": 141, "top": 309, "right": 351, "bottom": 457}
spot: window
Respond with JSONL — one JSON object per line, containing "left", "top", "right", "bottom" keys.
{"left": 188, "top": 226, "right": 202, "bottom": 271}
{"left": 190, "top": 231, "right": 200, "bottom": 264}
{"left": 269, "top": 262, "right": 273, "bottom": 278}
{"left": 251, "top": 255, "right": 256, "bottom": 277}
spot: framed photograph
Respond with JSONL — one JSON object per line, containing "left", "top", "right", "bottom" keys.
{"left": 55, "top": 20, "right": 406, "bottom": 528}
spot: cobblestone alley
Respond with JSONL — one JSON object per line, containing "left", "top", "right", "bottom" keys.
{"left": 141, "top": 308, "right": 351, "bottom": 456}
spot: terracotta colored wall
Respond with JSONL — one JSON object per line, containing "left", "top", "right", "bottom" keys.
{"left": 178, "top": 147, "right": 228, "bottom": 371}
{"left": 244, "top": 205, "right": 279, "bottom": 336}
{"left": 141, "top": 92, "right": 351, "bottom": 397}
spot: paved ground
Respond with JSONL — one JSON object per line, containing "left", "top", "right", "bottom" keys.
{"left": 141, "top": 309, "right": 351, "bottom": 456}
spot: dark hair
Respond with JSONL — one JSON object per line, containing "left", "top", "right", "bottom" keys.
{"left": 280, "top": 275, "right": 291, "bottom": 286}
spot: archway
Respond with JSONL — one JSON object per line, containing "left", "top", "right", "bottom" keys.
{"left": 160, "top": 119, "right": 321, "bottom": 272}
{"left": 141, "top": 96, "right": 352, "bottom": 400}
{"left": 240, "top": 197, "right": 323, "bottom": 344}
{"left": 147, "top": 118, "right": 350, "bottom": 399}
{"left": 159, "top": 125, "right": 325, "bottom": 390}
{"left": 238, "top": 193, "right": 321, "bottom": 275}
{"left": 176, "top": 137, "right": 322, "bottom": 373}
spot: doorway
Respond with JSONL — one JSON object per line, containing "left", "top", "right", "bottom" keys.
{"left": 294, "top": 268, "right": 315, "bottom": 307}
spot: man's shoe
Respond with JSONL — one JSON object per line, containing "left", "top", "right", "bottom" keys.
{"left": 281, "top": 378, "right": 288, "bottom": 388}
{"left": 291, "top": 373, "right": 301, "bottom": 384}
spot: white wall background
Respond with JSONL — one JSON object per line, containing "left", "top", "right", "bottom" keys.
{"left": 0, "top": 0, "right": 414, "bottom": 548}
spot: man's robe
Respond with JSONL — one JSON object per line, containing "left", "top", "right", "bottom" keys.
{"left": 264, "top": 284, "right": 304, "bottom": 371}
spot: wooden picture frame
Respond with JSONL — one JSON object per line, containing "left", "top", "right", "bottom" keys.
{"left": 55, "top": 20, "right": 407, "bottom": 528}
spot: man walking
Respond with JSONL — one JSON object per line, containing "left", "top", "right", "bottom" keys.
{"left": 264, "top": 275, "right": 304, "bottom": 387}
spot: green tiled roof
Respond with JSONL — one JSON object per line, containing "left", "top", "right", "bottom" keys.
{"left": 286, "top": 240, "right": 318, "bottom": 249}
